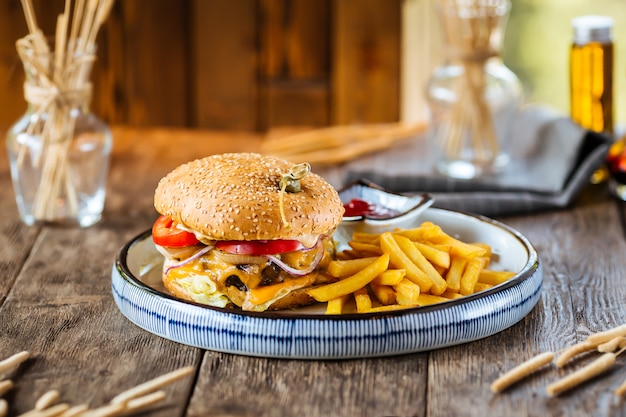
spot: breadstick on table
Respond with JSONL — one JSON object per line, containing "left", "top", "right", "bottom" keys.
{"left": 35, "top": 390, "right": 60, "bottom": 410}
{"left": 490, "top": 351, "right": 555, "bottom": 393}
{"left": 18, "top": 402, "right": 71, "bottom": 417}
{"left": 0, "top": 380, "right": 13, "bottom": 397}
{"left": 110, "top": 366, "right": 194, "bottom": 405}
{"left": 81, "top": 402, "right": 125, "bottom": 417}
{"left": 0, "top": 351, "right": 30, "bottom": 374}
{"left": 597, "top": 336, "right": 626, "bottom": 353}
{"left": 122, "top": 391, "right": 167, "bottom": 415}
{"left": 587, "top": 324, "right": 626, "bottom": 345}
{"left": 555, "top": 340, "right": 596, "bottom": 367}
{"left": 57, "top": 404, "right": 89, "bottom": 417}
{"left": 547, "top": 352, "right": 616, "bottom": 396}
{"left": 0, "top": 399, "right": 7, "bottom": 417}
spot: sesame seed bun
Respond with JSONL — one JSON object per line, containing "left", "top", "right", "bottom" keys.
{"left": 154, "top": 153, "right": 344, "bottom": 241}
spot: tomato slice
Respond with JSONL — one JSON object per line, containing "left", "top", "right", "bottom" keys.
{"left": 152, "top": 215, "right": 200, "bottom": 247}
{"left": 216, "top": 239, "right": 304, "bottom": 256}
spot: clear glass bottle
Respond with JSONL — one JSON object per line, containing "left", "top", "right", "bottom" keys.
{"left": 5, "top": 40, "right": 112, "bottom": 227}
{"left": 6, "top": 107, "right": 112, "bottom": 227}
{"left": 426, "top": 0, "right": 522, "bottom": 179}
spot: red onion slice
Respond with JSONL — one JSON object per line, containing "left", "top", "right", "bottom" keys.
{"left": 265, "top": 238, "right": 324, "bottom": 276}
{"left": 164, "top": 245, "right": 213, "bottom": 275}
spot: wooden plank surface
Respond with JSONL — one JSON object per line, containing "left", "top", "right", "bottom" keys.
{"left": 332, "top": 0, "right": 401, "bottom": 125}
{"left": 1, "top": 128, "right": 626, "bottom": 416}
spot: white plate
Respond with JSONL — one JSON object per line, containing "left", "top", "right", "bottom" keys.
{"left": 111, "top": 207, "right": 541, "bottom": 359}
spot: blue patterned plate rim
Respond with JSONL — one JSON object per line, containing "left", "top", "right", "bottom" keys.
{"left": 114, "top": 207, "right": 540, "bottom": 321}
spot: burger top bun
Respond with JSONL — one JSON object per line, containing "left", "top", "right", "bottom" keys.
{"left": 154, "top": 153, "right": 345, "bottom": 241}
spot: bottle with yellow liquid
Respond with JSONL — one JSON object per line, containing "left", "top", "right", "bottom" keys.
{"left": 570, "top": 15, "right": 614, "bottom": 184}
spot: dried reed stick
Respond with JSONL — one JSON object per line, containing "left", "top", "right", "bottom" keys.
{"left": 110, "top": 366, "right": 194, "bottom": 405}
{"left": 436, "top": 0, "right": 507, "bottom": 166}
{"left": 546, "top": 352, "right": 616, "bottom": 397}
{"left": 16, "top": 0, "right": 114, "bottom": 222}
{"left": 490, "top": 351, "right": 555, "bottom": 392}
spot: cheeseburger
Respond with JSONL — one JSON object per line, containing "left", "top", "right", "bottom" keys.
{"left": 152, "top": 153, "right": 344, "bottom": 312}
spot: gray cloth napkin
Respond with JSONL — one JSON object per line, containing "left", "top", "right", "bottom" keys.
{"left": 342, "top": 106, "right": 612, "bottom": 217}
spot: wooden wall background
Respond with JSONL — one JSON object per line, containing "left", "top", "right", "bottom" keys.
{"left": 0, "top": 0, "right": 403, "bottom": 132}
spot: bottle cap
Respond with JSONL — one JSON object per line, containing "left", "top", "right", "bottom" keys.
{"left": 572, "top": 15, "right": 613, "bottom": 44}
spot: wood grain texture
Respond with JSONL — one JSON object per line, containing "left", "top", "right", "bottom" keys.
{"left": 332, "top": 0, "right": 401, "bottom": 125}
{"left": 0, "top": 0, "right": 403, "bottom": 131}
{"left": 2, "top": 128, "right": 626, "bottom": 416}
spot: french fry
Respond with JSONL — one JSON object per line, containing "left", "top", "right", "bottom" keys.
{"left": 414, "top": 241, "right": 451, "bottom": 269}
{"left": 417, "top": 294, "right": 450, "bottom": 306}
{"left": 445, "top": 256, "right": 467, "bottom": 293}
{"left": 351, "top": 232, "right": 380, "bottom": 244}
{"left": 348, "top": 241, "right": 383, "bottom": 256}
{"left": 478, "top": 269, "right": 516, "bottom": 286}
{"left": 369, "top": 281, "right": 396, "bottom": 305}
{"left": 372, "top": 269, "right": 406, "bottom": 286}
{"left": 327, "top": 220, "right": 517, "bottom": 314}
{"left": 308, "top": 253, "right": 390, "bottom": 302}
{"left": 471, "top": 242, "right": 492, "bottom": 260}
{"left": 393, "top": 234, "right": 447, "bottom": 295}
{"left": 428, "top": 229, "right": 488, "bottom": 259}
{"left": 393, "top": 221, "right": 442, "bottom": 242}
{"left": 354, "top": 287, "right": 373, "bottom": 312}
{"left": 367, "top": 304, "right": 415, "bottom": 313}
{"left": 326, "top": 294, "right": 350, "bottom": 314}
{"left": 460, "top": 256, "right": 487, "bottom": 296}
{"left": 327, "top": 257, "right": 378, "bottom": 278}
{"left": 393, "top": 278, "right": 421, "bottom": 305}
{"left": 473, "top": 282, "right": 493, "bottom": 293}
{"left": 379, "top": 232, "right": 433, "bottom": 293}
{"left": 441, "top": 290, "right": 464, "bottom": 300}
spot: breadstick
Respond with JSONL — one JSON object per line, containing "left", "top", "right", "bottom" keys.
{"left": 81, "top": 402, "right": 125, "bottom": 417}
{"left": 121, "top": 391, "right": 167, "bottom": 416}
{"left": 110, "top": 366, "right": 194, "bottom": 405}
{"left": 18, "top": 402, "right": 71, "bottom": 417}
{"left": 0, "top": 399, "right": 7, "bottom": 417}
{"left": 35, "top": 390, "right": 60, "bottom": 410}
{"left": 490, "top": 351, "right": 554, "bottom": 393}
{"left": 587, "top": 324, "right": 626, "bottom": 345}
{"left": 555, "top": 340, "right": 596, "bottom": 367}
{"left": 597, "top": 337, "right": 625, "bottom": 353}
{"left": 58, "top": 404, "right": 89, "bottom": 417}
{"left": 0, "top": 351, "right": 30, "bottom": 374}
{"left": 0, "top": 380, "right": 13, "bottom": 397}
{"left": 546, "top": 352, "right": 616, "bottom": 396}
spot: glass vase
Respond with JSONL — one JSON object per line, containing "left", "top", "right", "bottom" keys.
{"left": 5, "top": 37, "right": 112, "bottom": 227}
{"left": 426, "top": 0, "right": 521, "bottom": 179}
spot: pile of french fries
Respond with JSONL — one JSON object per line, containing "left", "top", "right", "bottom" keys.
{"left": 308, "top": 221, "right": 516, "bottom": 314}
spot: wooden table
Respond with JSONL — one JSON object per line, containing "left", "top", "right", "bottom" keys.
{"left": 1, "top": 126, "right": 626, "bottom": 417}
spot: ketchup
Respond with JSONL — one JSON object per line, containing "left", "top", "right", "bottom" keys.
{"left": 343, "top": 198, "right": 399, "bottom": 219}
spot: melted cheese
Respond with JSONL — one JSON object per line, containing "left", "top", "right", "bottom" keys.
{"left": 163, "top": 237, "right": 334, "bottom": 311}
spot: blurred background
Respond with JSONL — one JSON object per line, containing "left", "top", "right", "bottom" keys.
{"left": 0, "top": 0, "right": 624, "bottom": 132}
